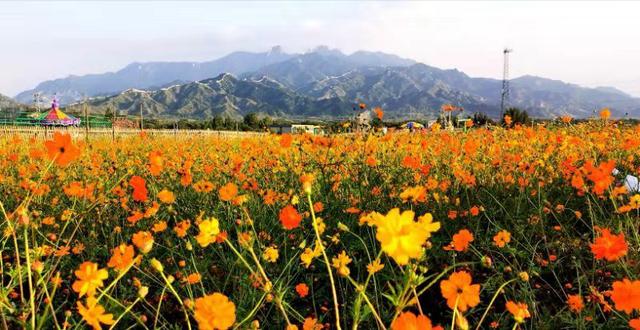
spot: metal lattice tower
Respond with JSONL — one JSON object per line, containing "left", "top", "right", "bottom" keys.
{"left": 500, "top": 48, "right": 513, "bottom": 114}
{"left": 33, "top": 92, "right": 42, "bottom": 112}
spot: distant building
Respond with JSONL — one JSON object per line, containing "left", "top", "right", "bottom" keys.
{"left": 269, "top": 124, "right": 324, "bottom": 135}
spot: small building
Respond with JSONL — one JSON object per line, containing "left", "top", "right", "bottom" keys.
{"left": 269, "top": 124, "right": 324, "bottom": 135}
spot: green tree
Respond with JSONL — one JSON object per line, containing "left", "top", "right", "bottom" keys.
{"left": 472, "top": 112, "right": 494, "bottom": 126}
{"left": 243, "top": 112, "right": 260, "bottom": 129}
{"left": 501, "top": 107, "right": 530, "bottom": 126}
{"left": 212, "top": 115, "right": 224, "bottom": 129}
{"left": 260, "top": 115, "right": 273, "bottom": 129}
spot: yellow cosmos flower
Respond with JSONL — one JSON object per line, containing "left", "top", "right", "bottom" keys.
{"left": 300, "top": 245, "right": 322, "bottom": 268}
{"left": 263, "top": 246, "right": 279, "bottom": 263}
{"left": 399, "top": 186, "right": 427, "bottom": 203}
{"left": 331, "top": 250, "right": 352, "bottom": 277}
{"left": 196, "top": 217, "right": 221, "bottom": 247}
{"left": 374, "top": 208, "right": 440, "bottom": 265}
{"left": 366, "top": 259, "right": 384, "bottom": 274}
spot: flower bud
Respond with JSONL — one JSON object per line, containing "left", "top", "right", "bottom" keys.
{"left": 481, "top": 256, "right": 493, "bottom": 268}
{"left": 138, "top": 286, "right": 149, "bottom": 298}
{"left": 150, "top": 258, "right": 164, "bottom": 272}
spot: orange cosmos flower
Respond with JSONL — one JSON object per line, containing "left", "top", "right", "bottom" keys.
{"left": 77, "top": 296, "right": 115, "bottom": 330}
{"left": 630, "top": 318, "right": 640, "bottom": 330}
{"left": 345, "top": 207, "right": 361, "bottom": 214}
{"left": 584, "top": 160, "right": 616, "bottom": 195}
{"left": 391, "top": 311, "right": 433, "bottom": 330}
{"left": 493, "top": 230, "right": 511, "bottom": 248}
{"left": 129, "top": 176, "right": 148, "bottom": 202}
{"left": 504, "top": 115, "right": 513, "bottom": 126}
{"left": 147, "top": 150, "right": 163, "bottom": 176}
{"left": 611, "top": 278, "right": 640, "bottom": 314}
{"left": 194, "top": 292, "right": 236, "bottom": 330}
{"left": 131, "top": 231, "right": 154, "bottom": 254}
{"left": 599, "top": 107, "right": 611, "bottom": 119}
{"left": 72, "top": 261, "right": 109, "bottom": 297}
{"left": 374, "top": 107, "right": 384, "bottom": 120}
{"left": 107, "top": 244, "right": 136, "bottom": 271}
{"left": 157, "top": 189, "right": 175, "bottom": 204}
{"left": 295, "top": 283, "right": 309, "bottom": 298}
{"left": 469, "top": 206, "right": 480, "bottom": 216}
{"left": 590, "top": 228, "right": 628, "bottom": 261}
{"left": 152, "top": 221, "right": 168, "bottom": 233}
{"left": 44, "top": 132, "right": 80, "bottom": 166}
{"left": 279, "top": 205, "right": 302, "bottom": 230}
{"left": 567, "top": 294, "right": 584, "bottom": 313}
{"left": 302, "top": 317, "right": 323, "bottom": 330}
{"left": 219, "top": 182, "right": 238, "bottom": 202}
{"left": 505, "top": 301, "right": 531, "bottom": 323}
{"left": 447, "top": 229, "right": 474, "bottom": 252}
{"left": 440, "top": 271, "right": 481, "bottom": 312}
{"left": 441, "top": 104, "right": 457, "bottom": 112}
{"left": 63, "top": 182, "right": 94, "bottom": 199}
{"left": 126, "top": 211, "right": 143, "bottom": 224}
{"left": 313, "top": 202, "right": 324, "bottom": 213}
{"left": 280, "top": 134, "right": 293, "bottom": 148}
{"left": 571, "top": 174, "right": 585, "bottom": 191}
{"left": 174, "top": 220, "right": 191, "bottom": 238}
{"left": 186, "top": 273, "right": 202, "bottom": 284}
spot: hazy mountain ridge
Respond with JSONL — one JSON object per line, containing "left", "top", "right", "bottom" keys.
{"left": 65, "top": 73, "right": 353, "bottom": 119}
{"left": 15, "top": 46, "right": 413, "bottom": 106}
{"left": 15, "top": 46, "right": 640, "bottom": 119}
{"left": 15, "top": 46, "right": 294, "bottom": 105}
{"left": 0, "top": 93, "right": 23, "bottom": 110}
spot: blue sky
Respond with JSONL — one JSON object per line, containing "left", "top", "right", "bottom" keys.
{"left": 1, "top": 1, "right": 639, "bottom": 96}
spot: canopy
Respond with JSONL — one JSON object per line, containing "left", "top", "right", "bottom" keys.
{"left": 40, "top": 107, "right": 80, "bottom": 126}
{"left": 400, "top": 122, "right": 424, "bottom": 129}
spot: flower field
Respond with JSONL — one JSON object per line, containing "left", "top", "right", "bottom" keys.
{"left": 1, "top": 120, "right": 640, "bottom": 330}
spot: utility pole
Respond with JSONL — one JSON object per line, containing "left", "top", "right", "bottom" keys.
{"left": 500, "top": 48, "right": 513, "bottom": 115}
{"left": 84, "top": 96, "right": 89, "bottom": 140}
{"left": 140, "top": 102, "right": 144, "bottom": 130}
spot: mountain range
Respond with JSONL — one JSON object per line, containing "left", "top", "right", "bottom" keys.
{"left": 0, "top": 93, "right": 23, "bottom": 110}
{"left": 13, "top": 46, "right": 640, "bottom": 119}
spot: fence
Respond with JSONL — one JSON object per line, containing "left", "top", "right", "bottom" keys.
{"left": 0, "top": 126, "right": 266, "bottom": 140}
{"left": 0, "top": 116, "right": 113, "bottom": 128}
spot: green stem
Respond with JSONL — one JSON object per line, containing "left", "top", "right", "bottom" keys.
{"left": 108, "top": 297, "right": 141, "bottom": 330}
{"left": 307, "top": 192, "right": 342, "bottom": 330}
{"left": 24, "top": 227, "right": 36, "bottom": 330}
{"left": 474, "top": 278, "right": 517, "bottom": 330}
